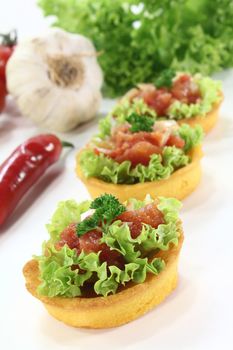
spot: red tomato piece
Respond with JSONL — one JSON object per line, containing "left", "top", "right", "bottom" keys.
{"left": 97, "top": 119, "right": 185, "bottom": 167}
{"left": 79, "top": 230, "right": 103, "bottom": 254}
{"left": 166, "top": 134, "right": 185, "bottom": 149}
{"left": 55, "top": 223, "right": 80, "bottom": 251}
{"left": 141, "top": 88, "right": 173, "bottom": 116}
{"left": 99, "top": 247, "right": 125, "bottom": 269}
{"left": 114, "top": 130, "right": 165, "bottom": 148}
{"left": 171, "top": 74, "right": 200, "bottom": 104}
{"left": 57, "top": 224, "right": 124, "bottom": 268}
{"left": 80, "top": 231, "right": 124, "bottom": 267}
{"left": 56, "top": 202, "right": 164, "bottom": 266}
{"left": 110, "top": 141, "right": 161, "bottom": 167}
{"left": 118, "top": 202, "right": 164, "bottom": 238}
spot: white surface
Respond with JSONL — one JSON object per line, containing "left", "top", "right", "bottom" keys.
{"left": 0, "top": 0, "right": 53, "bottom": 38}
{"left": 1, "top": 1, "right": 233, "bottom": 349}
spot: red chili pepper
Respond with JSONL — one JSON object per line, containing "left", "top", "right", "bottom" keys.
{"left": 0, "top": 134, "right": 73, "bottom": 225}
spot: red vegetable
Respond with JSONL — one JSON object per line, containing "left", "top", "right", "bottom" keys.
{"left": 0, "top": 80, "right": 7, "bottom": 111}
{"left": 136, "top": 74, "right": 201, "bottom": 116}
{"left": 171, "top": 74, "right": 200, "bottom": 104}
{"left": 56, "top": 202, "right": 165, "bottom": 267}
{"left": 0, "top": 134, "right": 73, "bottom": 225}
{"left": 56, "top": 224, "right": 124, "bottom": 268}
{"left": 97, "top": 124, "right": 185, "bottom": 167}
{"left": 118, "top": 202, "right": 164, "bottom": 238}
{"left": 166, "top": 134, "right": 185, "bottom": 149}
{"left": 0, "top": 30, "right": 17, "bottom": 112}
{"left": 141, "top": 88, "right": 173, "bottom": 116}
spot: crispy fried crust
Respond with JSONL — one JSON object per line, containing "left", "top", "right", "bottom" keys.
{"left": 76, "top": 146, "right": 203, "bottom": 202}
{"left": 23, "top": 231, "right": 183, "bottom": 329}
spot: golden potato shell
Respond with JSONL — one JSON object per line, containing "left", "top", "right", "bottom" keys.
{"left": 23, "top": 231, "right": 183, "bottom": 329}
{"left": 177, "top": 98, "right": 223, "bottom": 133}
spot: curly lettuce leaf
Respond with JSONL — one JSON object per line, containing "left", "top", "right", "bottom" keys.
{"left": 126, "top": 195, "right": 182, "bottom": 222}
{"left": 97, "top": 115, "right": 112, "bottom": 140}
{"left": 79, "top": 149, "right": 133, "bottom": 184}
{"left": 168, "top": 74, "right": 222, "bottom": 120}
{"left": 155, "top": 68, "right": 176, "bottom": 88}
{"left": 126, "top": 194, "right": 154, "bottom": 210}
{"left": 36, "top": 196, "right": 181, "bottom": 297}
{"left": 178, "top": 124, "right": 204, "bottom": 152}
{"left": 46, "top": 200, "right": 91, "bottom": 242}
{"left": 37, "top": 240, "right": 164, "bottom": 297}
{"left": 79, "top": 146, "right": 189, "bottom": 185}
{"left": 37, "top": 245, "right": 89, "bottom": 297}
{"left": 102, "top": 197, "right": 181, "bottom": 255}
{"left": 111, "top": 98, "right": 156, "bottom": 124}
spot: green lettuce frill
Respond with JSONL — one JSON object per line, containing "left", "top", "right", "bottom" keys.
{"left": 36, "top": 197, "right": 181, "bottom": 297}
{"left": 80, "top": 124, "right": 203, "bottom": 184}
{"left": 102, "top": 74, "right": 222, "bottom": 125}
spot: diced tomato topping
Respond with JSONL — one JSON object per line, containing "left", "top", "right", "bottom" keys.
{"left": 99, "top": 124, "right": 185, "bottom": 166}
{"left": 56, "top": 224, "right": 124, "bottom": 268}
{"left": 109, "top": 141, "right": 161, "bottom": 166}
{"left": 142, "top": 89, "right": 172, "bottom": 116}
{"left": 79, "top": 230, "right": 103, "bottom": 254}
{"left": 99, "top": 248, "right": 125, "bottom": 269}
{"left": 171, "top": 74, "right": 200, "bottom": 104}
{"left": 118, "top": 202, "right": 164, "bottom": 238}
{"left": 94, "top": 148, "right": 100, "bottom": 155}
{"left": 166, "top": 134, "right": 185, "bottom": 149}
{"left": 113, "top": 129, "right": 167, "bottom": 148}
{"left": 55, "top": 202, "right": 164, "bottom": 267}
{"left": 132, "top": 74, "right": 201, "bottom": 116}
{"left": 55, "top": 223, "right": 80, "bottom": 251}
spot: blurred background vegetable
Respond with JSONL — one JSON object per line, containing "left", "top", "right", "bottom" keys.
{"left": 38, "top": 0, "right": 233, "bottom": 97}
{"left": 0, "top": 29, "right": 17, "bottom": 111}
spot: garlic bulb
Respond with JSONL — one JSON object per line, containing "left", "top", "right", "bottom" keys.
{"left": 6, "top": 28, "right": 103, "bottom": 132}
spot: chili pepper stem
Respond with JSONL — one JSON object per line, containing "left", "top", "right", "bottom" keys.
{"left": 61, "top": 140, "right": 74, "bottom": 148}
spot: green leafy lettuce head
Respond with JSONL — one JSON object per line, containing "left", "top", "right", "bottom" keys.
{"left": 36, "top": 195, "right": 182, "bottom": 297}
{"left": 38, "top": 0, "right": 232, "bottom": 97}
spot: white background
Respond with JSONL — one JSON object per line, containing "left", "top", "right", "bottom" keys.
{"left": 0, "top": 1, "right": 233, "bottom": 350}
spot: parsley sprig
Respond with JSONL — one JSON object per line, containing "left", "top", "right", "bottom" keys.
{"left": 76, "top": 194, "right": 126, "bottom": 236}
{"left": 126, "top": 113, "right": 154, "bottom": 133}
{"left": 155, "top": 69, "right": 175, "bottom": 88}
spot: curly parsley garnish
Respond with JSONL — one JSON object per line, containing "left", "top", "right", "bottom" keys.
{"left": 126, "top": 113, "right": 154, "bottom": 133}
{"left": 155, "top": 69, "right": 176, "bottom": 88}
{"left": 76, "top": 194, "right": 126, "bottom": 236}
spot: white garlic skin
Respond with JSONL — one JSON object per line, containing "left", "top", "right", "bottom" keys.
{"left": 6, "top": 28, "right": 103, "bottom": 132}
